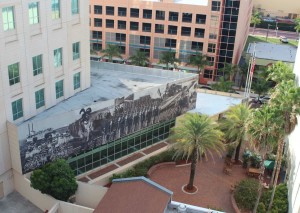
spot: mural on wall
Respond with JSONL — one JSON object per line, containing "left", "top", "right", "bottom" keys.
{"left": 19, "top": 79, "right": 197, "bottom": 173}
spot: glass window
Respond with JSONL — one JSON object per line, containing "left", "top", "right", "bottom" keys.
{"left": 32, "top": 54, "right": 43, "bottom": 76}
{"left": 208, "top": 43, "right": 216, "bottom": 53}
{"left": 118, "top": 20, "right": 126, "bottom": 30}
{"left": 92, "top": 31, "right": 102, "bottom": 39}
{"left": 71, "top": 0, "right": 79, "bottom": 15}
{"left": 8, "top": 63, "right": 20, "bottom": 86}
{"left": 118, "top": 7, "right": 127, "bottom": 16}
{"left": 212, "top": 1, "right": 221, "bottom": 11}
{"left": 142, "top": 23, "right": 151, "bottom": 32}
{"left": 54, "top": 48, "right": 62, "bottom": 67}
{"left": 182, "top": 13, "right": 192, "bottom": 23}
{"left": 156, "top": 10, "right": 165, "bottom": 20}
{"left": 35, "top": 88, "right": 45, "bottom": 109}
{"left": 207, "top": 56, "right": 215, "bottom": 66}
{"left": 12, "top": 99, "right": 23, "bottom": 120}
{"left": 2, "top": 6, "right": 15, "bottom": 31}
{"left": 51, "top": 0, "right": 60, "bottom": 19}
{"left": 165, "top": 39, "right": 176, "bottom": 48}
{"left": 106, "top": 6, "right": 114, "bottom": 15}
{"left": 73, "top": 72, "right": 80, "bottom": 90}
{"left": 94, "top": 18, "right": 102, "bottom": 27}
{"left": 191, "top": 41, "right": 203, "bottom": 51}
{"left": 106, "top": 19, "right": 114, "bottom": 28}
{"left": 204, "top": 69, "right": 213, "bottom": 79}
{"left": 130, "top": 8, "right": 139, "bottom": 18}
{"left": 72, "top": 42, "right": 80, "bottom": 60}
{"left": 130, "top": 21, "right": 138, "bottom": 31}
{"left": 55, "top": 80, "right": 64, "bottom": 99}
{"left": 169, "top": 11, "right": 178, "bottom": 21}
{"left": 94, "top": 5, "right": 102, "bottom": 14}
{"left": 143, "top": 9, "right": 152, "bottom": 19}
{"left": 155, "top": 24, "right": 164, "bottom": 33}
{"left": 140, "top": 36, "right": 150, "bottom": 45}
{"left": 196, "top": 14, "right": 206, "bottom": 24}
{"left": 116, "top": 33, "right": 126, "bottom": 42}
{"left": 28, "top": 2, "right": 39, "bottom": 25}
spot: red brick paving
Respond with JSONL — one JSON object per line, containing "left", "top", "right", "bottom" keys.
{"left": 143, "top": 142, "right": 168, "bottom": 154}
{"left": 116, "top": 153, "right": 144, "bottom": 166}
{"left": 150, "top": 152, "right": 248, "bottom": 213}
{"left": 88, "top": 164, "right": 119, "bottom": 179}
{"left": 78, "top": 176, "right": 90, "bottom": 183}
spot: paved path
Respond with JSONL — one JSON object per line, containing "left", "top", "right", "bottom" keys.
{"left": 150, "top": 153, "right": 248, "bottom": 213}
{"left": 250, "top": 27, "right": 299, "bottom": 40}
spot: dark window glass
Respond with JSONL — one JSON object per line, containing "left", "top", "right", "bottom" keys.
{"left": 130, "top": 8, "right": 139, "bottom": 17}
{"left": 142, "top": 23, "right": 151, "bottom": 32}
{"left": 92, "top": 31, "right": 102, "bottom": 39}
{"left": 207, "top": 43, "right": 216, "bottom": 53}
{"left": 181, "top": 27, "right": 191, "bottom": 36}
{"left": 156, "top": 10, "right": 165, "bottom": 20}
{"left": 94, "top": 18, "right": 102, "bottom": 27}
{"left": 168, "top": 25, "right": 177, "bottom": 35}
{"left": 116, "top": 33, "right": 126, "bottom": 42}
{"left": 94, "top": 5, "right": 102, "bottom": 14}
{"left": 118, "top": 7, "right": 127, "bottom": 16}
{"left": 143, "top": 9, "right": 152, "bottom": 19}
{"left": 196, "top": 14, "right": 206, "bottom": 24}
{"left": 165, "top": 38, "right": 176, "bottom": 48}
{"left": 140, "top": 36, "right": 151, "bottom": 45}
{"left": 92, "top": 43, "right": 102, "bottom": 51}
{"left": 106, "top": 19, "right": 114, "bottom": 28}
{"left": 206, "top": 56, "right": 215, "bottom": 66}
{"left": 155, "top": 24, "right": 164, "bottom": 33}
{"left": 204, "top": 70, "right": 213, "bottom": 78}
{"left": 118, "top": 20, "right": 126, "bottom": 30}
{"left": 106, "top": 6, "right": 114, "bottom": 15}
{"left": 140, "top": 48, "right": 150, "bottom": 57}
{"left": 182, "top": 13, "right": 192, "bottom": 23}
{"left": 195, "top": 28, "right": 205, "bottom": 38}
{"left": 191, "top": 41, "right": 203, "bottom": 51}
{"left": 130, "top": 21, "right": 139, "bottom": 31}
{"left": 169, "top": 11, "right": 178, "bottom": 21}
{"left": 212, "top": 1, "right": 221, "bottom": 11}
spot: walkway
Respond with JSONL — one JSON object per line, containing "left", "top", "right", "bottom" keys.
{"left": 150, "top": 153, "right": 248, "bottom": 213}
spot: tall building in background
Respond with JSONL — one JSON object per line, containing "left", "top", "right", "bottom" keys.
{"left": 90, "top": 0, "right": 252, "bottom": 84}
{"left": 0, "top": 0, "right": 90, "bottom": 197}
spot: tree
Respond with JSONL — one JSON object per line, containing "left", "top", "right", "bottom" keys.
{"left": 30, "top": 159, "right": 78, "bottom": 201}
{"left": 220, "top": 104, "right": 251, "bottom": 162}
{"left": 187, "top": 53, "right": 207, "bottom": 74}
{"left": 267, "top": 61, "right": 295, "bottom": 84}
{"left": 251, "top": 11, "right": 261, "bottom": 34}
{"left": 171, "top": 113, "right": 224, "bottom": 190}
{"left": 238, "top": 63, "right": 249, "bottom": 89}
{"left": 159, "top": 51, "right": 180, "bottom": 70}
{"left": 251, "top": 79, "right": 270, "bottom": 102}
{"left": 211, "top": 77, "right": 234, "bottom": 92}
{"left": 246, "top": 106, "right": 280, "bottom": 213}
{"left": 221, "top": 63, "right": 238, "bottom": 82}
{"left": 101, "top": 44, "right": 122, "bottom": 62}
{"left": 295, "top": 18, "right": 300, "bottom": 39}
{"left": 128, "top": 50, "right": 149, "bottom": 67}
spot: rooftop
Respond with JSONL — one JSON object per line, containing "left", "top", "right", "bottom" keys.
{"left": 247, "top": 42, "right": 297, "bottom": 63}
{"left": 143, "top": 0, "right": 208, "bottom": 6}
{"left": 17, "top": 62, "right": 196, "bottom": 126}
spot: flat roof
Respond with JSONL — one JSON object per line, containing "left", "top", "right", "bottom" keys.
{"left": 190, "top": 92, "right": 243, "bottom": 116}
{"left": 247, "top": 42, "right": 297, "bottom": 63}
{"left": 18, "top": 62, "right": 196, "bottom": 125}
{"left": 143, "top": 0, "right": 208, "bottom": 6}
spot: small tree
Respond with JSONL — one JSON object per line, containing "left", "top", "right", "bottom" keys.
{"left": 211, "top": 77, "right": 234, "bottom": 92}
{"left": 187, "top": 53, "right": 207, "bottom": 74}
{"left": 251, "top": 11, "right": 261, "bottom": 34}
{"left": 159, "top": 51, "right": 180, "bottom": 70}
{"left": 129, "top": 50, "right": 149, "bottom": 67}
{"left": 30, "top": 159, "right": 78, "bottom": 201}
{"left": 101, "top": 44, "right": 122, "bottom": 62}
{"left": 295, "top": 18, "right": 300, "bottom": 39}
{"left": 251, "top": 79, "right": 270, "bottom": 102}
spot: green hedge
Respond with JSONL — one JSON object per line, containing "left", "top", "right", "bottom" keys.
{"left": 109, "top": 149, "right": 175, "bottom": 182}
{"left": 234, "top": 179, "right": 260, "bottom": 210}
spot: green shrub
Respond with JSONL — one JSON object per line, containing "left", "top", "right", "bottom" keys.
{"left": 260, "top": 184, "right": 288, "bottom": 213}
{"left": 257, "top": 202, "right": 266, "bottom": 213}
{"left": 234, "top": 179, "right": 259, "bottom": 210}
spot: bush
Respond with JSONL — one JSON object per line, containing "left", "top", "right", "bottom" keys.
{"left": 234, "top": 179, "right": 259, "bottom": 210}
{"left": 260, "top": 184, "right": 288, "bottom": 213}
{"left": 109, "top": 149, "right": 175, "bottom": 182}
{"left": 257, "top": 202, "right": 266, "bottom": 213}
{"left": 30, "top": 159, "right": 78, "bottom": 201}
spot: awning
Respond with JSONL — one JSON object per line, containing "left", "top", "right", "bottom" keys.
{"left": 264, "top": 160, "right": 275, "bottom": 170}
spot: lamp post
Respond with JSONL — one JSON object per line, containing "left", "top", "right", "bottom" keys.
{"left": 266, "top": 24, "right": 271, "bottom": 41}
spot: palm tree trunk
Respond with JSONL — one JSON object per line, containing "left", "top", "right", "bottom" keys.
{"left": 234, "top": 140, "right": 242, "bottom": 162}
{"left": 187, "top": 149, "right": 197, "bottom": 190}
{"left": 253, "top": 153, "right": 266, "bottom": 213}
{"left": 269, "top": 155, "right": 278, "bottom": 187}
{"left": 267, "top": 138, "right": 284, "bottom": 212}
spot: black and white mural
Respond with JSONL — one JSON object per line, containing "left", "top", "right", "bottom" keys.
{"left": 18, "top": 79, "right": 197, "bottom": 173}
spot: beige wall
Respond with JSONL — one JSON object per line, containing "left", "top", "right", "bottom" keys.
{"left": 253, "top": 0, "right": 300, "bottom": 18}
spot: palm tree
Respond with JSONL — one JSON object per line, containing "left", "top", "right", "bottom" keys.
{"left": 211, "top": 77, "right": 234, "bottom": 92}
{"left": 238, "top": 63, "right": 249, "bottom": 89}
{"left": 159, "top": 51, "right": 180, "bottom": 70}
{"left": 221, "top": 63, "right": 238, "bottom": 82}
{"left": 251, "top": 11, "right": 261, "bottom": 34}
{"left": 294, "top": 18, "right": 300, "bottom": 39}
{"left": 246, "top": 106, "right": 280, "bottom": 213}
{"left": 171, "top": 113, "right": 224, "bottom": 190}
{"left": 267, "top": 61, "right": 295, "bottom": 84}
{"left": 129, "top": 50, "right": 149, "bottom": 67}
{"left": 101, "top": 44, "right": 122, "bottom": 62}
{"left": 220, "top": 104, "right": 251, "bottom": 162}
{"left": 187, "top": 53, "right": 207, "bottom": 74}
{"left": 251, "top": 79, "right": 270, "bottom": 102}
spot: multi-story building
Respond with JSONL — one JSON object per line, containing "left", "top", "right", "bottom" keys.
{"left": 89, "top": 0, "right": 252, "bottom": 83}
{"left": 0, "top": 0, "right": 90, "bottom": 197}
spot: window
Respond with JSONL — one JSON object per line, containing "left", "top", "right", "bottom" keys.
{"left": 182, "top": 13, "right": 192, "bottom": 23}
{"left": 195, "top": 28, "right": 205, "bottom": 38}
{"left": 168, "top": 25, "right": 177, "bottom": 35}
{"left": 72, "top": 0, "right": 79, "bottom": 14}
{"left": 92, "top": 43, "right": 102, "bottom": 51}
{"left": 206, "top": 56, "right": 215, "bottom": 66}
{"left": 156, "top": 10, "right": 165, "bottom": 20}
{"left": 155, "top": 24, "right": 164, "bottom": 33}
{"left": 51, "top": 0, "right": 60, "bottom": 19}
{"left": 94, "top": 18, "right": 102, "bottom": 27}
{"left": 106, "top": 6, "right": 114, "bottom": 15}
{"left": 106, "top": 19, "right": 114, "bottom": 28}
{"left": 94, "top": 5, "right": 102, "bottom": 14}
{"left": 116, "top": 33, "right": 126, "bottom": 42}
{"left": 32, "top": 54, "right": 43, "bottom": 76}
{"left": 139, "top": 48, "right": 150, "bottom": 57}
{"left": 196, "top": 14, "right": 206, "bottom": 24}
{"left": 55, "top": 80, "right": 64, "bottom": 99}
{"left": 191, "top": 42, "right": 203, "bottom": 51}
{"left": 2, "top": 6, "right": 15, "bottom": 31}
{"left": 140, "top": 36, "right": 150, "bottom": 45}
{"left": 8, "top": 63, "right": 20, "bottom": 86}
{"left": 92, "top": 31, "right": 102, "bottom": 39}
{"left": 54, "top": 48, "right": 62, "bottom": 67}
{"left": 208, "top": 43, "right": 216, "bottom": 53}
{"left": 12, "top": 99, "right": 23, "bottom": 120}
{"left": 165, "top": 39, "right": 176, "bottom": 48}
{"left": 181, "top": 27, "right": 191, "bottom": 36}
{"left": 118, "top": 20, "right": 126, "bottom": 30}
{"left": 212, "top": 1, "right": 221, "bottom": 11}
{"left": 28, "top": 2, "right": 39, "bottom": 24}
{"left": 169, "top": 12, "right": 178, "bottom": 21}
{"left": 204, "top": 70, "right": 213, "bottom": 79}
{"left": 73, "top": 73, "right": 80, "bottom": 90}
{"left": 35, "top": 89, "right": 45, "bottom": 109}
{"left": 130, "top": 8, "right": 139, "bottom": 18}
{"left": 118, "top": 7, "right": 127, "bottom": 16}
{"left": 142, "top": 23, "right": 151, "bottom": 32}
{"left": 130, "top": 21, "right": 139, "bottom": 31}
{"left": 73, "top": 42, "right": 80, "bottom": 60}
{"left": 118, "top": 46, "right": 126, "bottom": 54}
{"left": 143, "top": 9, "right": 152, "bottom": 19}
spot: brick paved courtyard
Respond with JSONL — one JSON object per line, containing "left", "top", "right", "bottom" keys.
{"left": 150, "top": 153, "right": 248, "bottom": 213}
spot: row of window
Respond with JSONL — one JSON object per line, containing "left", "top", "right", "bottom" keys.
{"left": 12, "top": 73, "right": 81, "bottom": 121}
{"left": 2, "top": 0, "right": 79, "bottom": 31}
{"left": 8, "top": 42, "right": 80, "bottom": 86}
{"left": 93, "top": 5, "right": 207, "bottom": 24}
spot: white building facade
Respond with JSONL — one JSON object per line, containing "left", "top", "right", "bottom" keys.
{"left": 0, "top": 0, "right": 90, "bottom": 197}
